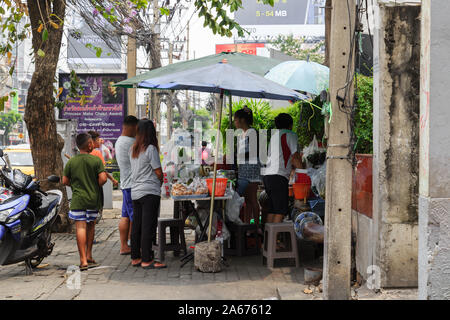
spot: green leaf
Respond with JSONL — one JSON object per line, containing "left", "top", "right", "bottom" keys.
{"left": 95, "top": 47, "right": 102, "bottom": 58}
{"left": 42, "top": 28, "right": 48, "bottom": 42}
{"left": 37, "top": 49, "right": 45, "bottom": 57}
{"left": 160, "top": 7, "right": 170, "bottom": 16}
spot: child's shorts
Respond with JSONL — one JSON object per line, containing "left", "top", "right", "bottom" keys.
{"left": 69, "top": 210, "right": 99, "bottom": 223}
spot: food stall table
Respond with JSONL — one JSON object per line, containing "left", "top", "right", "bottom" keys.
{"left": 172, "top": 193, "right": 233, "bottom": 267}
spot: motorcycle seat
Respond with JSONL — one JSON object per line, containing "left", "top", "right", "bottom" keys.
{"left": 35, "top": 194, "right": 60, "bottom": 218}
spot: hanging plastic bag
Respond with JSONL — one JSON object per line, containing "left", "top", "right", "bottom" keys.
{"left": 309, "top": 161, "right": 327, "bottom": 198}
{"left": 225, "top": 189, "right": 245, "bottom": 225}
{"left": 302, "top": 135, "right": 326, "bottom": 168}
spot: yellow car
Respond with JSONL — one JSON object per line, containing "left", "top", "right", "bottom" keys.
{"left": 3, "top": 144, "right": 35, "bottom": 176}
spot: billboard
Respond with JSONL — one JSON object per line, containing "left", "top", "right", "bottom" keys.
{"left": 58, "top": 73, "right": 127, "bottom": 156}
{"left": 216, "top": 43, "right": 265, "bottom": 55}
{"left": 67, "top": 13, "right": 122, "bottom": 70}
{"left": 235, "top": 0, "right": 325, "bottom": 26}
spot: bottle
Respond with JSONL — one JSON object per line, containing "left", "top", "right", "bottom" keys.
{"left": 215, "top": 220, "right": 224, "bottom": 257}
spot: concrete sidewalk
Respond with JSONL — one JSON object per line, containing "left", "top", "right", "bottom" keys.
{"left": 0, "top": 194, "right": 418, "bottom": 300}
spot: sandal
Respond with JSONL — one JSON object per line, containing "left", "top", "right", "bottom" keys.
{"left": 142, "top": 261, "right": 167, "bottom": 269}
{"left": 131, "top": 260, "right": 142, "bottom": 267}
{"left": 87, "top": 260, "right": 99, "bottom": 268}
{"left": 79, "top": 264, "right": 89, "bottom": 271}
{"left": 141, "top": 263, "right": 154, "bottom": 270}
{"left": 152, "top": 261, "right": 167, "bottom": 269}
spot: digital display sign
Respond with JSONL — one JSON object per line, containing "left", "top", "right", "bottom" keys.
{"left": 216, "top": 43, "right": 266, "bottom": 55}
{"left": 235, "top": 0, "right": 325, "bottom": 26}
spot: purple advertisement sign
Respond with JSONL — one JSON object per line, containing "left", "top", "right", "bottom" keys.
{"left": 58, "top": 73, "right": 127, "bottom": 159}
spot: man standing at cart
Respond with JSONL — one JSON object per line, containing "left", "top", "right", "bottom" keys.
{"left": 115, "top": 116, "right": 139, "bottom": 255}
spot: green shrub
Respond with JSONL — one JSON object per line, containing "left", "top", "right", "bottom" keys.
{"left": 211, "top": 76, "right": 373, "bottom": 154}
{"left": 216, "top": 97, "right": 325, "bottom": 149}
{"left": 355, "top": 75, "right": 373, "bottom": 154}
{"left": 271, "top": 96, "right": 325, "bottom": 148}
{"left": 112, "top": 171, "right": 120, "bottom": 184}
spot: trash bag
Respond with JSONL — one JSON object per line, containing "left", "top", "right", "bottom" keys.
{"left": 302, "top": 135, "right": 326, "bottom": 168}
{"left": 308, "top": 161, "right": 327, "bottom": 198}
{"left": 226, "top": 189, "right": 245, "bottom": 225}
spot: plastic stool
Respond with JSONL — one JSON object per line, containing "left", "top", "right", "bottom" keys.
{"left": 225, "top": 223, "right": 259, "bottom": 256}
{"left": 263, "top": 222, "right": 300, "bottom": 268}
{"left": 153, "top": 218, "right": 187, "bottom": 262}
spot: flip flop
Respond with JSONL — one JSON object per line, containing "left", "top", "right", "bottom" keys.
{"left": 120, "top": 251, "right": 131, "bottom": 255}
{"left": 141, "top": 261, "right": 166, "bottom": 269}
{"left": 79, "top": 264, "right": 89, "bottom": 271}
{"left": 131, "top": 261, "right": 141, "bottom": 267}
{"left": 87, "top": 260, "right": 99, "bottom": 268}
{"left": 141, "top": 263, "right": 154, "bottom": 270}
{"left": 152, "top": 262, "right": 167, "bottom": 269}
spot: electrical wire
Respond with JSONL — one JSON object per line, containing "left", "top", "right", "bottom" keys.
{"left": 332, "top": 0, "right": 366, "bottom": 167}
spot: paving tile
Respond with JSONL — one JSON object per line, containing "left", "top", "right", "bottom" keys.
{"left": 0, "top": 200, "right": 335, "bottom": 300}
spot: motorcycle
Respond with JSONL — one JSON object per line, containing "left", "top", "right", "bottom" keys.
{"left": 0, "top": 149, "right": 62, "bottom": 275}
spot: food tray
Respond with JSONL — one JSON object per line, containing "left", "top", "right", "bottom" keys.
{"left": 171, "top": 194, "right": 210, "bottom": 200}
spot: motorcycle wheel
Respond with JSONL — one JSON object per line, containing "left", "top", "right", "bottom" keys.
{"left": 0, "top": 234, "right": 15, "bottom": 265}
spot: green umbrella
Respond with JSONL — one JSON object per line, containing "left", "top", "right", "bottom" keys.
{"left": 115, "top": 52, "right": 282, "bottom": 88}
{"left": 116, "top": 51, "right": 283, "bottom": 129}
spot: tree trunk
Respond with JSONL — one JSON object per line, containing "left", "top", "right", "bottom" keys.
{"left": 324, "top": 0, "right": 332, "bottom": 67}
{"left": 25, "top": 0, "right": 70, "bottom": 232}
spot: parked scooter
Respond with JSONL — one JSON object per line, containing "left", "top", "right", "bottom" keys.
{"left": 0, "top": 149, "right": 62, "bottom": 275}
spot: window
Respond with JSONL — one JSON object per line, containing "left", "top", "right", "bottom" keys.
{"left": 6, "top": 152, "right": 33, "bottom": 166}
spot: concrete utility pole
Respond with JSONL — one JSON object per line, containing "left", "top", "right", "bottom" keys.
{"left": 323, "top": 0, "right": 356, "bottom": 300}
{"left": 419, "top": 0, "right": 450, "bottom": 300}
{"left": 324, "top": 0, "right": 332, "bottom": 67}
{"left": 127, "top": 36, "right": 137, "bottom": 116}
{"left": 372, "top": 2, "right": 420, "bottom": 288}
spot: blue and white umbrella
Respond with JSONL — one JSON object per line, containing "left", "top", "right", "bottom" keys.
{"left": 139, "top": 62, "right": 307, "bottom": 101}
{"left": 265, "top": 60, "right": 329, "bottom": 96}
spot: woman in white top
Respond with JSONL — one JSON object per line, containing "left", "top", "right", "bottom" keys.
{"left": 234, "top": 107, "right": 261, "bottom": 230}
{"left": 129, "top": 120, "right": 166, "bottom": 269}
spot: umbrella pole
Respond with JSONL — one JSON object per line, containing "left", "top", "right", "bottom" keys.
{"left": 208, "top": 90, "right": 224, "bottom": 242}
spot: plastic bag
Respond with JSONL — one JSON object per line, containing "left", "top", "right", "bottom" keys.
{"left": 161, "top": 181, "right": 170, "bottom": 199}
{"left": 177, "top": 164, "right": 201, "bottom": 183}
{"left": 302, "top": 135, "right": 326, "bottom": 168}
{"left": 308, "top": 161, "right": 327, "bottom": 198}
{"left": 226, "top": 189, "right": 245, "bottom": 225}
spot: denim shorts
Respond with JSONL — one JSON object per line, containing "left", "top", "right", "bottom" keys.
{"left": 68, "top": 210, "right": 99, "bottom": 223}
{"left": 121, "top": 188, "right": 134, "bottom": 221}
